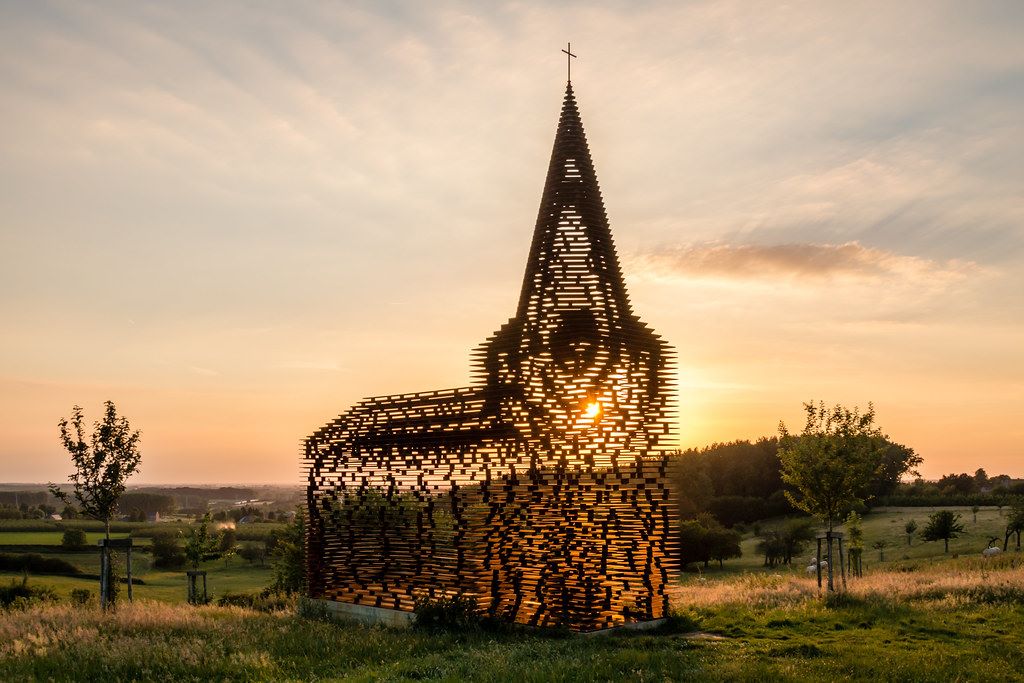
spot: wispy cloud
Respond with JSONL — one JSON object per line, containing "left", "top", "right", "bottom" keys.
{"left": 630, "top": 241, "right": 980, "bottom": 283}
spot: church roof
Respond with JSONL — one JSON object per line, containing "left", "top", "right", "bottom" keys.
{"left": 515, "top": 82, "right": 632, "bottom": 326}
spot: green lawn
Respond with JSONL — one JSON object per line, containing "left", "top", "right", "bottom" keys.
{"left": 1, "top": 553, "right": 274, "bottom": 604}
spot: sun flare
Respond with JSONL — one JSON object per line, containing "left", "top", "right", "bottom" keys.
{"left": 584, "top": 401, "right": 602, "bottom": 420}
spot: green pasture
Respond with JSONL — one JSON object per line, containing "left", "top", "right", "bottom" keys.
{"left": 683, "top": 506, "right": 1015, "bottom": 581}
{"left": 0, "top": 553, "right": 274, "bottom": 604}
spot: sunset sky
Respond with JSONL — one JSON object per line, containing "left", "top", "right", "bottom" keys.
{"left": 1, "top": 2, "right": 1021, "bottom": 484}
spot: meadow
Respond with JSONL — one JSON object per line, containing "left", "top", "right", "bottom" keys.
{"left": 1, "top": 508, "right": 1022, "bottom": 681}
{"left": 0, "top": 519, "right": 280, "bottom": 603}
{"left": 1, "top": 553, "right": 1022, "bottom": 681}
{"left": 699, "top": 505, "right": 1013, "bottom": 578}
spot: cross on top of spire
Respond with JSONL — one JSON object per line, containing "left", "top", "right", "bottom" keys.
{"left": 561, "top": 43, "right": 577, "bottom": 83}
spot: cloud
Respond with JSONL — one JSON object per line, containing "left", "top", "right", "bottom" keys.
{"left": 629, "top": 241, "right": 979, "bottom": 283}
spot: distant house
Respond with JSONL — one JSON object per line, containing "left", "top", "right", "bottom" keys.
{"left": 237, "top": 515, "right": 256, "bottom": 525}
{"left": 48, "top": 513, "right": 62, "bottom": 521}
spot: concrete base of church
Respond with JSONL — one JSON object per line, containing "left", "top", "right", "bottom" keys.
{"left": 312, "top": 599, "right": 417, "bottom": 627}
{"left": 310, "top": 599, "right": 667, "bottom": 635}
{"left": 578, "top": 617, "right": 668, "bottom": 637}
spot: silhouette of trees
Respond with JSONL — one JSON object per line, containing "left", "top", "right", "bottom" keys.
{"left": 678, "top": 514, "right": 742, "bottom": 569}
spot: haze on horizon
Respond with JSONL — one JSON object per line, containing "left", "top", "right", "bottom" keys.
{"left": 1, "top": 1, "right": 1022, "bottom": 485}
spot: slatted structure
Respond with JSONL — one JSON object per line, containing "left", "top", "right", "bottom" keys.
{"left": 304, "top": 81, "right": 676, "bottom": 632}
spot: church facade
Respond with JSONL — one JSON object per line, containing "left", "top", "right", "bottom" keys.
{"left": 304, "top": 82, "right": 676, "bottom": 632}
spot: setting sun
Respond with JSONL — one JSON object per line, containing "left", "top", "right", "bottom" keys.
{"left": 584, "top": 401, "right": 602, "bottom": 420}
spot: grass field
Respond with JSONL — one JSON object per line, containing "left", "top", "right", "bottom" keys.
{"left": 0, "top": 518, "right": 283, "bottom": 604}
{"left": 0, "top": 531, "right": 139, "bottom": 546}
{"left": 0, "top": 554, "right": 274, "bottom": 604}
{"left": 687, "top": 506, "right": 1014, "bottom": 580}
{"left": 1, "top": 553, "right": 1022, "bottom": 681}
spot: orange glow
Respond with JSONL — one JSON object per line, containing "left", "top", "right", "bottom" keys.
{"left": 583, "top": 401, "right": 602, "bottom": 420}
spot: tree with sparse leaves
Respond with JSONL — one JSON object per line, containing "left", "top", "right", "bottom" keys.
{"left": 1004, "top": 504, "right": 1024, "bottom": 552}
{"left": 921, "top": 510, "right": 965, "bottom": 553}
{"left": 49, "top": 401, "right": 141, "bottom": 609}
{"left": 48, "top": 401, "right": 142, "bottom": 539}
{"left": 778, "top": 401, "right": 895, "bottom": 591}
{"left": 185, "top": 515, "right": 220, "bottom": 570}
{"left": 904, "top": 519, "right": 918, "bottom": 546}
{"left": 272, "top": 507, "right": 306, "bottom": 594}
{"left": 845, "top": 511, "right": 864, "bottom": 577}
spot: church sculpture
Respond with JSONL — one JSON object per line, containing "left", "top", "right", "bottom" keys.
{"left": 304, "top": 77, "right": 676, "bottom": 632}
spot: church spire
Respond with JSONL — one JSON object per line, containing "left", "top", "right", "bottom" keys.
{"left": 515, "top": 82, "right": 632, "bottom": 326}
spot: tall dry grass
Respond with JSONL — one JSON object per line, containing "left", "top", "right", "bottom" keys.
{"left": 670, "top": 553, "right": 1024, "bottom": 610}
{"left": 0, "top": 601, "right": 285, "bottom": 661}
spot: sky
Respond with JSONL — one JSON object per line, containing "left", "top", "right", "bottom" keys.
{"left": 1, "top": 1, "right": 1022, "bottom": 484}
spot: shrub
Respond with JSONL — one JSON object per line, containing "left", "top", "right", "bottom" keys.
{"left": 150, "top": 531, "right": 186, "bottom": 569}
{"left": 0, "top": 553, "right": 80, "bottom": 575}
{"left": 413, "top": 594, "right": 485, "bottom": 631}
{"left": 62, "top": 528, "right": 88, "bottom": 549}
{"left": 70, "top": 588, "right": 94, "bottom": 606}
{"left": 238, "top": 542, "right": 267, "bottom": 566}
{"left": 678, "top": 514, "right": 743, "bottom": 569}
{"left": 0, "top": 576, "right": 58, "bottom": 608}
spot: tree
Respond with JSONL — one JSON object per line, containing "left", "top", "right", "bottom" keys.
{"left": 974, "top": 468, "right": 989, "bottom": 488}
{"left": 1004, "top": 504, "right": 1024, "bottom": 552}
{"left": 871, "top": 539, "right": 889, "bottom": 562}
{"left": 845, "top": 512, "right": 864, "bottom": 576}
{"left": 238, "top": 542, "right": 267, "bottom": 566}
{"left": 48, "top": 401, "right": 141, "bottom": 608}
{"left": 48, "top": 402, "right": 142, "bottom": 539}
{"left": 272, "top": 507, "right": 306, "bottom": 594}
{"left": 119, "top": 492, "right": 175, "bottom": 518}
{"left": 971, "top": 505, "right": 980, "bottom": 523}
{"left": 669, "top": 455, "right": 713, "bottom": 520}
{"left": 184, "top": 515, "right": 219, "bottom": 570}
{"left": 184, "top": 515, "right": 220, "bottom": 604}
{"left": 150, "top": 531, "right": 186, "bottom": 569}
{"left": 62, "top": 528, "right": 88, "bottom": 549}
{"left": 921, "top": 510, "right": 965, "bottom": 553}
{"left": 937, "top": 473, "right": 977, "bottom": 496}
{"left": 755, "top": 518, "right": 815, "bottom": 568}
{"left": 218, "top": 527, "right": 237, "bottom": 567}
{"left": 868, "top": 441, "right": 923, "bottom": 497}
{"left": 678, "top": 514, "right": 742, "bottom": 569}
{"left": 218, "top": 527, "right": 237, "bottom": 553}
{"left": 778, "top": 401, "right": 891, "bottom": 591}
{"left": 904, "top": 519, "right": 918, "bottom": 546}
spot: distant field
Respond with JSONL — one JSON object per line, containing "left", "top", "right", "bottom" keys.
{"left": 2, "top": 553, "right": 1022, "bottom": 681}
{"left": 0, "top": 523, "right": 278, "bottom": 604}
{"left": 684, "top": 506, "right": 1014, "bottom": 580}
{"left": 0, "top": 554, "right": 274, "bottom": 604}
{"left": 0, "top": 531, "right": 141, "bottom": 547}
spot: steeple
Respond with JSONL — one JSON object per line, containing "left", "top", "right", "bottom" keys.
{"left": 475, "top": 81, "right": 672, "bottom": 454}
{"left": 515, "top": 83, "right": 633, "bottom": 327}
